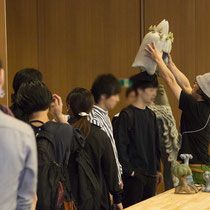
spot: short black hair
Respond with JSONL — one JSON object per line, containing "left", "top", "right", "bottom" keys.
{"left": 196, "top": 87, "right": 210, "bottom": 107}
{"left": 130, "top": 71, "right": 158, "bottom": 94}
{"left": 12, "top": 68, "right": 42, "bottom": 102}
{"left": 125, "top": 87, "right": 135, "bottom": 98}
{"left": 16, "top": 80, "right": 52, "bottom": 115}
{"left": 91, "top": 74, "right": 121, "bottom": 104}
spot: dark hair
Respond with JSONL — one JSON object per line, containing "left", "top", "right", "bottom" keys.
{"left": 196, "top": 87, "right": 210, "bottom": 107}
{"left": 66, "top": 88, "right": 94, "bottom": 139}
{"left": 125, "top": 87, "right": 135, "bottom": 98}
{"left": 130, "top": 71, "right": 158, "bottom": 94}
{"left": 16, "top": 80, "right": 52, "bottom": 115}
{"left": 91, "top": 74, "right": 121, "bottom": 104}
{"left": 12, "top": 68, "right": 42, "bottom": 103}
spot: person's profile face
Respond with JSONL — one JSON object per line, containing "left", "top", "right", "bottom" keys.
{"left": 139, "top": 87, "right": 157, "bottom": 104}
{"left": 104, "top": 94, "right": 120, "bottom": 110}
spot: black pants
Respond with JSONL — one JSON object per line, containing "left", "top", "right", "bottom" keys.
{"left": 122, "top": 174, "right": 156, "bottom": 208}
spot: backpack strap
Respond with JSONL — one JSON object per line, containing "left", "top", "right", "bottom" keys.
{"left": 73, "top": 128, "right": 86, "bottom": 148}
{"left": 30, "top": 120, "right": 45, "bottom": 125}
{"left": 121, "top": 106, "right": 134, "bottom": 131}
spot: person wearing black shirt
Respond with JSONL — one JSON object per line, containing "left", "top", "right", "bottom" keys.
{"left": 114, "top": 72, "right": 162, "bottom": 208}
{"left": 146, "top": 42, "right": 210, "bottom": 184}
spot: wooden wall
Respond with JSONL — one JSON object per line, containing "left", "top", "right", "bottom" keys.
{"left": 5, "top": 0, "right": 140, "bottom": 116}
{"left": 6, "top": 0, "right": 39, "bottom": 104}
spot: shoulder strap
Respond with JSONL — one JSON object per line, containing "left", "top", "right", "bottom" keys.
{"left": 121, "top": 106, "right": 134, "bottom": 131}
{"left": 30, "top": 120, "right": 45, "bottom": 125}
{"left": 73, "top": 128, "right": 86, "bottom": 148}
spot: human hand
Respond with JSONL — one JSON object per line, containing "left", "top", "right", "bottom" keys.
{"left": 156, "top": 171, "right": 163, "bottom": 185}
{"left": 167, "top": 53, "right": 174, "bottom": 68}
{"left": 112, "top": 203, "right": 123, "bottom": 210}
{"left": 131, "top": 171, "right": 135, "bottom": 177}
{"left": 50, "top": 94, "right": 64, "bottom": 120}
{"left": 145, "top": 41, "right": 163, "bottom": 62}
{"left": 119, "top": 182, "right": 124, "bottom": 190}
{"left": 31, "top": 194, "right": 37, "bottom": 210}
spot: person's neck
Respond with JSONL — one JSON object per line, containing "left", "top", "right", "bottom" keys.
{"left": 95, "top": 102, "right": 108, "bottom": 111}
{"left": 29, "top": 110, "right": 49, "bottom": 125}
{"left": 133, "top": 97, "right": 148, "bottom": 110}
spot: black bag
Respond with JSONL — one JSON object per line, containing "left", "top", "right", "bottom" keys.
{"left": 31, "top": 121, "right": 71, "bottom": 210}
{"left": 68, "top": 129, "right": 102, "bottom": 210}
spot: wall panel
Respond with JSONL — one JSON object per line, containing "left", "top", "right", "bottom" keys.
{"left": 195, "top": 0, "right": 210, "bottom": 76}
{"left": 6, "top": 0, "right": 38, "bottom": 104}
{"left": 37, "top": 0, "right": 141, "bottom": 115}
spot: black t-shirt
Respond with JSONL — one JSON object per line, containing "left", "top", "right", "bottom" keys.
{"left": 178, "top": 91, "right": 210, "bottom": 164}
{"left": 114, "top": 105, "right": 161, "bottom": 177}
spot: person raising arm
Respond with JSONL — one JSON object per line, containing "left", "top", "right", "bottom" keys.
{"left": 145, "top": 42, "right": 181, "bottom": 100}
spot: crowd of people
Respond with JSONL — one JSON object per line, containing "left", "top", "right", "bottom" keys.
{"left": 0, "top": 43, "right": 210, "bottom": 210}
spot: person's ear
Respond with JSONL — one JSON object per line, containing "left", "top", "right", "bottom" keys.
{"left": 137, "top": 88, "right": 142, "bottom": 96}
{"left": 100, "top": 94, "right": 106, "bottom": 101}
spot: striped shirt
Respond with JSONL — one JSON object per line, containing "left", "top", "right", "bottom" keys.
{"left": 88, "top": 105, "right": 122, "bottom": 184}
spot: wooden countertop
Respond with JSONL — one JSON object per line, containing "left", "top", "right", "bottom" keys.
{"left": 125, "top": 188, "right": 210, "bottom": 210}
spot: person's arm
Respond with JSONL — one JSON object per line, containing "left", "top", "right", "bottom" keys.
{"left": 101, "top": 131, "right": 123, "bottom": 208}
{"left": 167, "top": 54, "right": 192, "bottom": 94}
{"left": 145, "top": 42, "right": 182, "bottom": 101}
{"left": 17, "top": 131, "right": 38, "bottom": 210}
{"left": 114, "top": 111, "right": 134, "bottom": 177}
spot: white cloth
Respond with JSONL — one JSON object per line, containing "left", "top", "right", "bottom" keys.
{"left": 132, "top": 19, "right": 173, "bottom": 75}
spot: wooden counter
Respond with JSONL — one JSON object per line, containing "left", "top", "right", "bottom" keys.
{"left": 125, "top": 188, "right": 210, "bottom": 210}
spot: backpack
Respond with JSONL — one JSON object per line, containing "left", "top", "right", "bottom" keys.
{"left": 112, "top": 105, "right": 134, "bottom": 139}
{"left": 68, "top": 128, "right": 102, "bottom": 210}
{"left": 31, "top": 121, "right": 72, "bottom": 210}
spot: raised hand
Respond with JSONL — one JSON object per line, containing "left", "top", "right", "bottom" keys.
{"left": 145, "top": 41, "right": 163, "bottom": 62}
